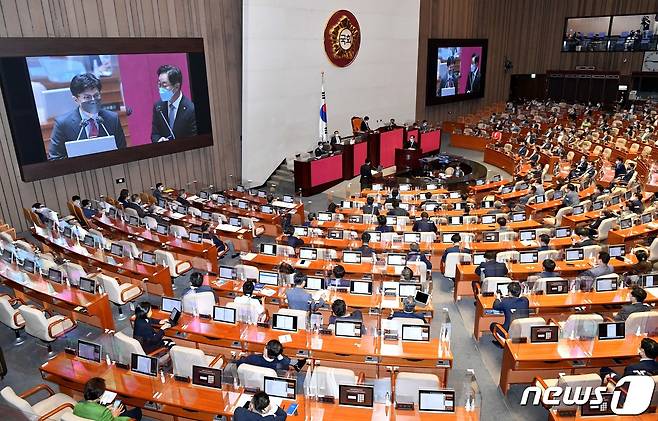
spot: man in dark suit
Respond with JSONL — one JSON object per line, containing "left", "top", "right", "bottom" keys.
{"left": 614, "top": 286, "right": 651, "bottom": 321}
{"left": 49, "top": 73, "right": 126, "bottom": 160}
{"left": 360, "top": 116, "right": 371, "bottom": 132}
{"left": 466, "top": 53, "right": 481, "bottom": 94}
{"left": 412, "top": 212, "right": 437, "bottom": 233}
{"left": 153, "top": 182, "right": 165, "bottom": 203}
{"left": 406, "top": 242, "right": 432, "bottom": 270}
{"left": 354, "top": 232, "right": 375, "bottom": 258}
{"left": 440, "top": 56, "right": 459, "bottom": 93}
{"left": 233, "top": 392, "right": 287, "bottom": 421}
{"left": 614, "top": 157, "right": 627, "bottom": 179}
{"left": 441, "top": 234, "right": 472, "bottom": 264}
{"left": 600, "top": 338, "right": 658, "bottom": 382}
{"left": 387, "top": 199, "right": 409, "bottom": 216}
{"left": 151, "top": 64, "right": 197, "bottom": 142}
{"left": 536, "top": 259, "right": 560, "bottom": 278}
{"left": 182, "top": 271, "right": 213, "bottom": 296}
{"left": 404, "top": 135, "right": 419, "bottom": 149}
{"left": 283, "top": 226, "right": 304, "bottom": 249}
{"left": 361, "top": 196, "right": 380, "bottom": 216}
{"left": 475, "top": 251, "right": 508, "bottom": 278}
{"left": 490, "top": 282, "right": 529, "bottom": 347}
{"left": 359, "top": 158, "right": 373, "bottom": 190}
{"left": 125, "top": 194, "right": 147, "bottom": 218}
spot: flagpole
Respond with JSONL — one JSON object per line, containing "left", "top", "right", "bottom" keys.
{"left": 319, "top": 72, "right": 327, "bottom": 143}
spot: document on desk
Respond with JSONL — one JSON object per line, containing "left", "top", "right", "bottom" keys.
{"left": 295, "top": 260, "right": 311, "bottom": 268}
{"left": 271, "top": 200, "right": 296, "bottom": 209}
{"left": 170, "top": 212, "right": 186, "bottom": 219}
{"left": 260, "top": 288, "right": 276, "bottom": 297}
{"left": 217, "top": 224, "right": 241, "bottom": 233}
{"left": 278, "top": 334, "right": 293, "bottom": 344}
{"left": 99, "top": 390, "right": 117, "bottom": 405}
{"left": 242, "top": 253, "right": 257, "bottom": 261}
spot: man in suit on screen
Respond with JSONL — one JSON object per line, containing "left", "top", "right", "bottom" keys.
{"left": 466, "top": 53, "right": 481, "bottom": 94}
{"left": 48, "top": 73, "right": 126, "bottom": 160}
{"left": 151, "top": 64, "right": 197, "bottom": 142}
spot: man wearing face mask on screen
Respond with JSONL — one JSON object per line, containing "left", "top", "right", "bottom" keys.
{"left": 48, "top": 73, "right": 126, "bottom": 160}
{"left": 151, "top": 64, "right": 197, "bottom": 142}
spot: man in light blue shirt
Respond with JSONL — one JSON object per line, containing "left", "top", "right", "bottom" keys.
{"left": 562, "top": 183, "right": 580, "bottom": 206}
{"left": 285, "top": 272, "right": 325, "bottom": 311}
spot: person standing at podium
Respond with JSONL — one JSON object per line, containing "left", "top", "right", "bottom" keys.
{"left": 360, "top": 157, "right": 374, "bottom": 190}
{"left": 404, "top": 135, "right": 419, "bottom": 149}
{"left": 49, "top": 73, "right": 126, "bottom": 160}
{"left": 151, "top": 64, "right": 197, "bottom": 142}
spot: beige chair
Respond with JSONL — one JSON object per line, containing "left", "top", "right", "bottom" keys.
{"left": 143, "top": 216, "right": 158, "bottom": 230}
{"left": 226, "top": 300, "right": 264, "bottom": 324}
{"left": 237, "top": 364, "right": 277, "bottom": 389}
{"left": 596, "top": 218, "right": 616, "bottom": 240}
{"left": 625, "top": 311, "right": 658, "bottom": 336}
{"left": 0, "top": 294, "right": 25, "bottom": 344}
{"left": 582, "top": 245, "right": 602, "bottom": 260}
{"left": 123, "top": 207, "right": 139, "bottom": 219}
{"left": 154, "top": 249, "right": 191, "bottom": 277}
{"left": 187, "top": 206, "right": 202, "bottom": 217}
{"left": 498, "top": 231, "right": 517, "bottom": 242}
{"left": 277, "top": 308, "right": 308, "bottom": 330}
{"left": 443, "top": 252, "right": 471, "bottom": 279}
{"left": 169, "top": 224, "right": 189, "bottom": 239}
{"left": 491, "top": 317, "right": 546, "bottom": 347}
{"left": 481, "top": 277, "right": 513, "bottom": 293}
{"left": 170, "top": 345, "right": 223, "bottom": 379}
{"left": 394, "top": 372, "right": 441, "bottom": 404}
{"left": 542, "top": 206, "right": 572, "bottom": 226}
{"left": 628, "top": 143, "right": 640, "bottom": 154}
{"left": 181, "top": 291, "right": 216, "bottom": 316}
{"left": 0, "top": 384, "right": 76, "bottom": 421}
{"left": 97, "top": 273, "right": 142, "bottom": 320}
{"left": 538, "top": 250, "right": 560, "bottom": 261}
{"left": 118, "top": 240, "right": 140, "bottom": 259}
{"left": 308, "top": 366, "right": 360, "bottom": 398}
{"left": 61, "top": 262, "right": 88, "bottom": 287}
{"left": 235, "top": 264, "right": 259, "bottom": 280}
{"left": 240, "top": 217, "right": 265, "bottom": 237}
{"left": 36, "top": 255, "right": 59, "bottom": 276}
{"left": 18, "top": 305, "right": 75, "bottom": 357}
{"left": 496, "top": 251, "right": 519, "bottom": 263}
{"left": 534, "top": 374, "right": 601, "bottom": 412}
{"left": 641, "top": 145, "right": 653, "bottom": 158}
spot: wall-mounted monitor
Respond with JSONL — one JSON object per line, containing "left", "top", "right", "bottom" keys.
{"left": 0, "top": 38, "right": 212, "bottom": 181}
{"left": 562, "top": 13, "right": 658, "bottom": 53}
{"left": 426, "top": 39, "right": 488, "bottom": 106}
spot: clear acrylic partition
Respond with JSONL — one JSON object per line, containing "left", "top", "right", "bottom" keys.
{"left": 436, "top": 308, "right": 452, "bottom": 355}
{"left": 626, "top": 312, "right": 658, "bottom": 337}
{"left": 459, "top": 369, "right": 482, "bottom": 419}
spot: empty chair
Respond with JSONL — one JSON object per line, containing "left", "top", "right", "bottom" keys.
{"left": 237, "top": 364, "right": 277, "bottom": 389}
{"left": 418, "top": 232, "right": 436, "bottom": 243}
{"left": 187, "top": 206, "right": 201, "bottom": 217}
{"left": 277, "top": 308, "right": 308, "bottom": 329}
{"left": 628, "top": 143, "right": 640, "bottom": 154}
{"left": 560, "top": 314, "right": 603, "bottom": 339}
{"left": 61, "top": 262, "right": 87, "bottom": 286}
{"left": 97, "top": 273, "right": 142, "bottom": 320}
{"left": 394, "top": 372, "right": 441, "bottom": 404}
{"left": 1, "top": 384, "right": 76, "bottom": 421}
{"left": 498, "top": 231, "right": 517, "bottom": 242}
{"left": 170, "top": 345, "right": 223, "bottom": 379}
{"left": 595, "top": 218, "right": 616, "bottom": 241}
{"left": 181, "top": 291, "right": 216, "bottom": 316}
{"left": 591, "top": 145, "right": 602, "bottom": 156}
{"left": 18, "top": 305, "right": 75, "bottom": 357}
{"left": 582, "top": 245, "right": 602, "bottom": 260}
{"left": 491, "top": 317, "right": 546, "bottom": 347}
{"left": 443, "top": 252, "right": 471, "bottom": 279}
{"left": 496, "top": 251, "right": 519, "bottom": 263}
{"left": 123, "top": 207, "right": 139, "bottom": 219}
{"left": 87, "top": 228, "right": 110, "bottom": 249}
{"left": 579, "top": 199, "right": 592, "bottom": 212}
{"left": 538, "top": 250, "right": 560, "bottom": 261}
{"left": 0, "top": 294, "right": 25, "bottom": 344}
{"left": 542, "top": 206, "right": 572, "bottom": 226}
{"left": 144, "top": 215, "right": 158, "bottom": 230}
{"left": 240, "top": 217, "right": 265, "bottom": 236}
{"left": 154, "top": 249, "right": 192, "bottom": 277}
{"left": 641, "top": 145, "right": 653, "bottom": 158}
{"left": 308, "top": 366, "right": 359, "bottom": 398}
{"left": 481, "top": 277, "right": 514, "bottom": 293}
{"left": 170, "top": 224, "right": 189, "bottom": 239}
{"left": 235, "top": 264, "right": 259, "bottom": 280}
{"left": 534, "top": 374, "right": 601, "bottom": 412}
{"left": 226, "top": 301, "right": 263, "bottom": 324}
{"left": 118, "top": 240, "right": 140, "bottom": 259}
{"left": 37, "top": 255, "right": 59, "bottom": 276}
{"left": 625, "top": 311, "right": 658, "bottom": 336}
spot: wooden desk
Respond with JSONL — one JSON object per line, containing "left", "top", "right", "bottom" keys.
{"left": 395, "top": 148, "right": 423, "bottom": 172}
{"left": 198, "top": 199, "right": 303, "bottom": 237}
{"left": 32, "top": 227, "right": 173, "bottom": 296}
{"left": 484, "top": 148, "right": 516, "bottom": 175}
{"left": 312, "top": 220, "right": 541, "bottom": 236}
{"left": 0, "top": 260, "right": 115, "bottom": 331}
{"left": 607, "top": 221, "right": 658, "bottom": 247}
{"left": 295, "top": 153, "right": 345, "bottom": 196}
{"left": 549, "top": 409, "right": 656, "bottom": 421}
{"left": 450, "top": 134, "right": 488, "bottom": 151}
{"left": 473, "top": 287, "right": 658, "bottom": 340}
{"left": 92, "top": 214, "right": 219, "bottom": 274}
{"left": 525, "top": 185, "right": 596, "bottom": 217}
{"left": 499, "top": 334, "right": 657, "bottom": 394}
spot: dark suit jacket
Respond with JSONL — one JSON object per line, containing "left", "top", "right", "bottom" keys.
{"left": 412, "top": 220, "right": 437, "bottom": 233}
{"left": 286, "top": 235, "right": 304, "bottom": 248}
{"left": 407, "top": 251, "right": 432, "bottom": 270}
{"left": 360, "top": 120, "right": 370, "bottom": 131}
{"left": 359, "top": 164, "right": 372, "bottom": 183}
{"left": 387, "top": 208, "right": 409, "bottom": 216}
{"left": 614, "top": 163, "right": 627, "bottom": 178}
{"left": 621, "top": 359, "right": 658, "bottom": 377}
{"left": 355, "top": 244, "right": 374, "bottom": 257}
{"left": 493, "top": 297, "right": 530, "bottom": 331}
{"left": 375, "top": 225, "right": 394, "bottom": 233}
{"left": 49, "top": 108, "right": 126, "bottom": 160}
{"left": 151, "top": 95, "right": 197, "bottom": 142}
{"left": 133, "top": 317, "right": 165, "bottom": 354}
{"left": 467, "top": 70, "right": 481, "bottom": 93}
{"left": 441, "top": 246, "right": 472, "bottom": 263}
{"left": 403, "top": 138, "right": 419, "bottom": 149}
{"left": 125, "top": 202, "right": 146, "bottom": 218}
{"left": 233, "top": 406, "right": 287, "bottom": 421}
{"left": 614, "top": 302, "right": 651, "bottom": 321}
{"left": 361, "top": 204, "right": 380, "bottom": 215}
{"left": 475, "top": 260, "right": 508, "bottom": 278}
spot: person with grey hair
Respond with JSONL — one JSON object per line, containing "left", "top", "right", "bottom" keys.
{"left": 389, "top": 295, "right": 427, "bottom": 322}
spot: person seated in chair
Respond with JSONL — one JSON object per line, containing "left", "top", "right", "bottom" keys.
{"left": 536, "top": 259, "right": 559, "bottom": 278}
{"left": 327, "top": 265, "right": 350, "bottom": 289}
{"left": 587, "top": 209, "right": 617, "bottom": 237}
{"left": 283, "top": 226, "right": 304, "bottom": 249}
{"left": 125, "top": 194, "right": 146, "bottom": 218}
{"left": 389, "top": 296, "right": 427, "bottom": 322}
{"left": 614, "top": 285, "right": 651, "bottom": 321}
{"left": 441, "top": 234, "right": 472, "bottom": 264}
{"left": 233, "top": 280, "right": 266, "bottom": 320}
{"left": 600, "top": 338, "right": 658, "bottom": 382}
{"left": 361, "top": 196, "right": 380, "bottom": 216}
{"left": 236, "top": 339, "right": 293, "bottom": 372}
{"left": 81, "top": 199, "right": 96, "bottom": 219}
{"left": 233, "top": 391, "right": 287, "bottom": 421}
{"left": 387, "top": 199, "right": 409, "bottom": 216}
{"left": 285, "top": 272, "right": 325, "bottom": 311}
{"left": 375, "top": 214, "right": 394, "bottom": 233}
{"left": 406, "top": 242, "right": 432, "bottom": 270}
{"left": 537, "top": 234, "right": 552, "bottom": 251}
{"left": 489, "top": 282, "right": 529, "bottom": 348}
{"left": 182, "top": 271, "right": 213, "bottom": 296}
{"left": 354, "top": 232, "right": 376, "bottom": 258}
{"left": 562, "top": 183, "right": 580, "bottom": 206}
{"left": 575, "top": 251, "right": 613, "bottom": 291}
{"left": 412, "top": 212, "right": 437, "bottom": 233}
{"left": 475, "top": 251, "right": 508, "bottom": 278}
{"left": 572, "top": 226, "right": 596, "bottom": 247}
{"left": 132, "top": 302, "right": 174, "bottom": 353}
{"left": 497, "top": 216, "right": 512, "bottom": 232}
{"left": 328, "top": 299, "right": 363, "bottom": 325}
{"left": 74, "top": 377, "right": 142, "bottom": 421}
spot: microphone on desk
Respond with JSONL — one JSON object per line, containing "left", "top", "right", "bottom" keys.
{"left": 76, "top": 119, "right": 89, "bottom": 141}
{"left": 96, "top": 116, "right": 111, "bottom": 137}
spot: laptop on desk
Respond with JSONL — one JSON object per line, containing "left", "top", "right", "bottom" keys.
{"left": 64, "top": 136, "right": 117, "bottom": 158}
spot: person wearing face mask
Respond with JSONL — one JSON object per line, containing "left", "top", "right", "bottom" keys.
{"left": 153, "top": 182, "right": 165, "bottom": 202}
{"left": 49, "top": 73, "right": 126, "bottom": 160}
{"left": 440, "top": 56, "right": 459, "bottom": 94}
{"left": 125, "top": 194, "right": 147, "bottom": 218}
{"left": 151, "top": 64, "right": 197, "bottom": 143}
{"left": 466, "top": 53, "right": 481, "bottom": 94}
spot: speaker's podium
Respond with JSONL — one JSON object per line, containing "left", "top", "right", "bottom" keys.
{"left": 64, "top": 135, "right": 117, "bottom": 158}
{"left": 395, "top": 147, "right": 423, "bottom": 172}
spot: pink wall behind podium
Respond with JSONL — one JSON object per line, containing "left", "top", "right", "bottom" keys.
{"left": 118, "top": 53, "right": 191, "bottom": 146}
{"left": 311, "top": 154, "right": 343, "bottom": 186}
{"left": 353, "top": 141, "right": 368, "bottom": 177}
{"left": 380, "top": 128, "right": 404, "bottom": 168}
{"left": 421, "top": 129, "right": 441, "bottom": 153}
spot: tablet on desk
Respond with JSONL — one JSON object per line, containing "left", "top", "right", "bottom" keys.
{"left": 78, "top": 277, "right": 96, "bottom": 293}
{"left": 272, "top": 313, "right": 298, "bottom": 332}
{"left": 511, "top": 212, "right": 526, "bottom": 222}
{"left": 401, "top": 324, "right": 430, "bottom": 341}
{"left": 259, "top": 271, "right": 279, "bottom": 286}
{"left": 441, "top": 233, "right": 457, "bottom": 243}
{"left": 418, "top": 389, "right": 455, "bottom": 413}
{"left": 483, "top": 231, "right": 499, "bottom": 243}
{"left": 47, "top": 268, "right": 63, "bottom": 284}
{"left": 607, "top": 244, "right": 625, "bottom": 258}
{"left": 519, "top": 230, "right": 536, "bottom": 241}
{"left": 595, "top": 276, "right": 619, "bottom": 292}
{"left": 161, "top": 296, "right": 182, "bottom": 313}
{"left": 141, "top": 251, "right": 156, "bottom": 265}
{"left": 403, "top": 232, "right": 421, "bottom": 243}
{"left": 77, "top": 339, "right": 102, "bottom": 363}
{"left": 546, "top": 279, "right": 569, "bottom": 294}
{"left": 519, "top": 251, "right": 538, "bottom": 264}
{"left": 156, "top": 224, "right": 169, "bottom": 235}
{"left": 342, "top": 251, "right": 362, "bottom": 264}
{"left": 335, "top": 321, "right": 362, "bottom": 338}
{"left": 414, "top": 290, "right": 430, "bottom": 306}
{"left": 448, "top": 216, "right": 462, "bottom": 225}
{"left": 328, "top": 230, "right": 344, "bottom": 240}
{"left": 399, "top": 283, "right": 420, "bottom": 298}
{"left": 598, "top": 322, "right": 625, "bottom": 340}
{"left": 219, "top": 265, "right": 236, "bottom": 280}
{"left": 366, "top": 231, "right": 381, "bottom": 242}
{"left": 555, "top": 227, "right": 571, "bottom": 238}
{"left": 131, "top": 353, "right": 158, "bottom": 376}
{"left": 387, "top": 253, "right": 407, "bottom": 266}
{"left": 83, "top": 235, "right": 96, "bottom": 248}
{"left": 293, "top": 226, "right": 308, "bottom": 237}
{"left": 480, "top": 215, "right": 496, "bottom": 224}
{"left": 640, "top": 273, "right": 657, "bottom": 288}
{"left": 260, "top": 243, "right": 277, "bottom": 256}
{"left": 350, "top": 280, "right": 372, "bottom": 295}
{"left": 213, "top": 306, "right": 236, "bottom": 324}
{"left": 21, "top": 259, "right": 35, "bottom": 274}
{"left": 188, "top": 231, "right": 203, "bottom": 243}
{"left": 264, "top": 376, "right": 296, "bottom": 400}
{"left": 564, "top": 248, "right": 583, "bottom": 262}
{"left": 472, "top": 253, "right": 486, "bottom": 265}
